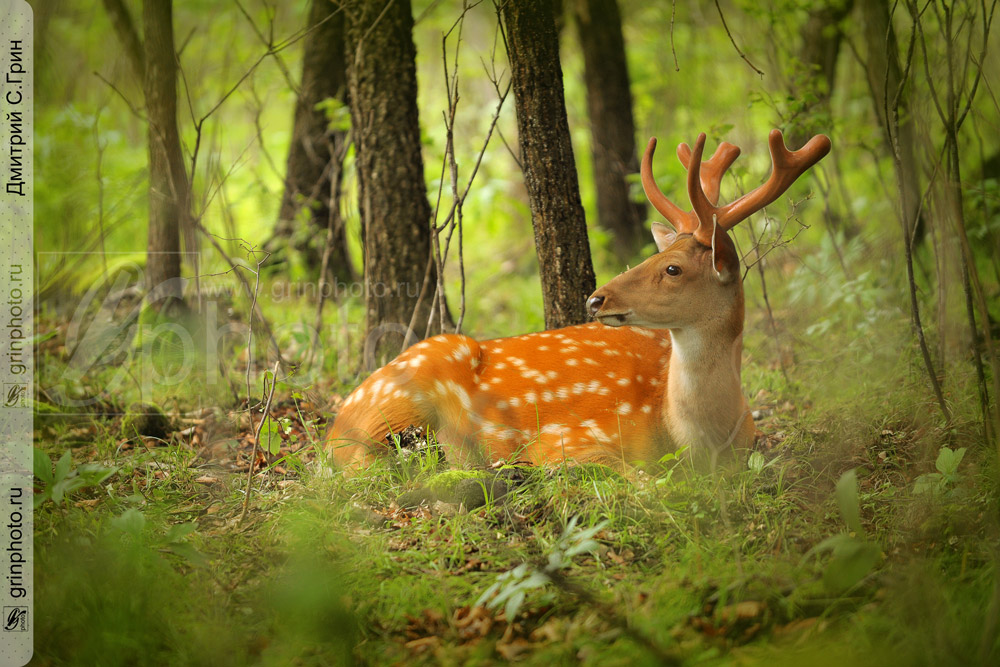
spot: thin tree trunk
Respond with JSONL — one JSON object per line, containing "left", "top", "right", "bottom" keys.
{"left": 345, "top": 0, "right": 441, "bottom": 365}
{"left": 102, "top": 0, "right": 145, "bottom": 82}
{"left": 502, "top": 0, "right": 596, "bottom": 329}
{"left": 861, "top": 0, "right": 924, "bottom": 242}
{"left": 787, "top": 0, "right": 853, "bottom": 150}
{"left": 271, "top": 0, "right": 354, "bottom": 283}
{"left": 143, "top": 0, "right": 188, "bottom": 305}
{"left": 574, "top": 0, "right": 645, "bottom": 260}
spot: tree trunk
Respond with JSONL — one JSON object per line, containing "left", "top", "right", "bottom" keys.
{"left": 503, "top": 0, "right": 596, "bottom": 329}
{"left": 344, "top": 0, "right": 439, "bottom": 364}
{"left": 143, "top": 0, "right": 188, "bottom": 305}
{"left": 861, "top": 0, "right": 923, "bottom": 241}
{"left": 102, "top": 0, "right": 145, "bottom": 83}
{"left": 787, "top": 0, "right": 853, "bottom": 150}
{"left": 574, "top": 0, "right": 645, "bottom": 260}
{"left": 271, "top": 0, "right": 354, "bottom": 283}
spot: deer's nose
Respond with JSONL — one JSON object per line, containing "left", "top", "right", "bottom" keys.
{"left": 587, "top": 295, "right": 605, "bottom": 315}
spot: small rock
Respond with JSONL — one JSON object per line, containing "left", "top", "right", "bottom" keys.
{"left": 453, "top": 477, "right": 508, "bottom": 510}
{"left": 397, "top": 487, "right": 437, "bottom": 509}
{"left": 348, "top": 505, "right": 388, "bottom": 527}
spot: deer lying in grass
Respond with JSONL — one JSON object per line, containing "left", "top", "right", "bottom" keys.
{"left": 327, "top": 129, "right": 830, "bottom": 468}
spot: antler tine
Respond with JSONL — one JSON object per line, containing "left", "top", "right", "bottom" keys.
{"left": 677, "top": 140, "right": 741, "bottom": 206}
{"left": 685, "top": 134, "right": 717, "bottom": 238}
{"left": 714, "top": 130, "right": 832, "bottom": 230}
{"left": 641, "top": 137, "right": 698, "bottom": 234}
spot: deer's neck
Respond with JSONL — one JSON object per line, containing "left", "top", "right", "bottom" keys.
{"left": 662, "top": 322, "right": 748, "bottom": 456}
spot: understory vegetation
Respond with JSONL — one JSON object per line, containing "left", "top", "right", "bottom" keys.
{"left": 33, "top": 257, "right": 1000, "bottom": 664}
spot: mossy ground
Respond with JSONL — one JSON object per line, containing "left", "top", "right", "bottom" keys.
{"left": 31, "top": 274, "right": 1000, "bottom": 665}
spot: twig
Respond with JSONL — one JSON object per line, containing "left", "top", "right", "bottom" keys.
{"left": 714, "top": 0, "right": 764, "bottom": 77}
{"left": 239, "top": 360, "right": 280, "bottom": 524}
{"left": 669, "top": 0, "right": 679, "bottom": 71}
{"left": 93, "top": 71, "right": 145, "bottom": 120}
{"left": 92, "top": 109, "right": 108, "bottom": 277}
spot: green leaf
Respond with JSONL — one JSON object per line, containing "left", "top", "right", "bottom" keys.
{"left": 913, "top": 472, "right": 943, "bottom": 495}
{"left": 51, "top": 479, "right": 69, "bottom": 504}
{"left": 935, "top": 447, "right": 965, "bottom": 476}
{"left": 110, "top": 508, "right": 146, "bottom": 537}
{"left": 835, "top": 469, "right": 863, "bottom": 536}
{"left": 260, "top": 421, "right": 282, "bottom": 456}
{"left": 162, "top": 542, "right": 208, "bottom": 568}
{"left": 747, "top": 450, "right": 766, "bottom": 474}
{"left": 54, "top": 450, "right": 73, "bottom": 484}
{"left": 823, "top": 539, "right": 881, "bottom": 593}
{"left": 162, "top": 522, "right": 197, "bottom": 543}
{"left": 505, "top": 590, "right": 525, "bottom": 621}
{"left": 77, "top": 463, "right": 117, "bottom": 486}
{"left": 33, "top": 448, "right": 53, "bottom": 485}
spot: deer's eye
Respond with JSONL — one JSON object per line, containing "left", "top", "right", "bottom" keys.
{"left": 666, "top": 265, "right": 682, "bottom": 276}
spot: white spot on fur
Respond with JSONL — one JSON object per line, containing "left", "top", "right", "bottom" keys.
{"left": 583, "top": 358, "right": 598, "bottom": 366}
{"left": 616, "top": 402, "right": 632, "bottom": 415}
{"left": 616, "top": 377, "right": 630, "bottom": 386}
{"left": 641, "top": 405, "right": 652, "bottom": 414}
{"left": 566, "top": 358, "right": 579, "bottom": 367}
{"left": 542, "top": 391, "right": 554, "bottom": 402}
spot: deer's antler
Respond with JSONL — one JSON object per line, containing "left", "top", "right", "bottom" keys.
{"left": 642, "top": 130, "right": 832, "bottom": 251}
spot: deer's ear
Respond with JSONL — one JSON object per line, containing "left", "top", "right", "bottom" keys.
{"left": 651, "top": 222, "right": 678, "bottom": 252}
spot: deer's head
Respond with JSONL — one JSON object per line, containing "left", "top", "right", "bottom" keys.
{"left": 588, "top": 130, "right": 831, "bottom": 333}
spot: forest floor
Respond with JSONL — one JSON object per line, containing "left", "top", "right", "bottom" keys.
{"left": 31, "top": 309, "right": 1000, "bottom": 666}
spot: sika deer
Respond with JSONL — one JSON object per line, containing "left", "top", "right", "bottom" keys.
{"left": 327, "top": 129, "right": 831, "bottom": 467}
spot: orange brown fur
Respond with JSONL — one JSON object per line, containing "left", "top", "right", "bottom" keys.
{"left": 328, "top": 322, "right": 677, "bottom": 467}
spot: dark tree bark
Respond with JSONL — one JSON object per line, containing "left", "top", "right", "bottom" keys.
{"left": 142, "top": 0, "right": 189, "bottom": 304}
{"left": 787, "top": 0, "right": 853, "bottom": 150}
{"left": 270, "top": 0, "right": 354, "bottom": 282}
{"left": 861, "top": 0, "right": 923, "bottom": 241}
{"left": 344, "top": 0, "right": 439, "bottom": 363}
{"left": 102, "top": 0, "right": 145, "bottom": 82}
{"left": 502, "top": 0, "right": 597, "bottom": 329}
{"left": 574, "top": 0, "right": 645, "bottom": 260}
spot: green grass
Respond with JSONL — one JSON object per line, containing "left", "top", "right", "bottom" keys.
{"left": 31, "top": 265, "right": 1000, "bottom": 665}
